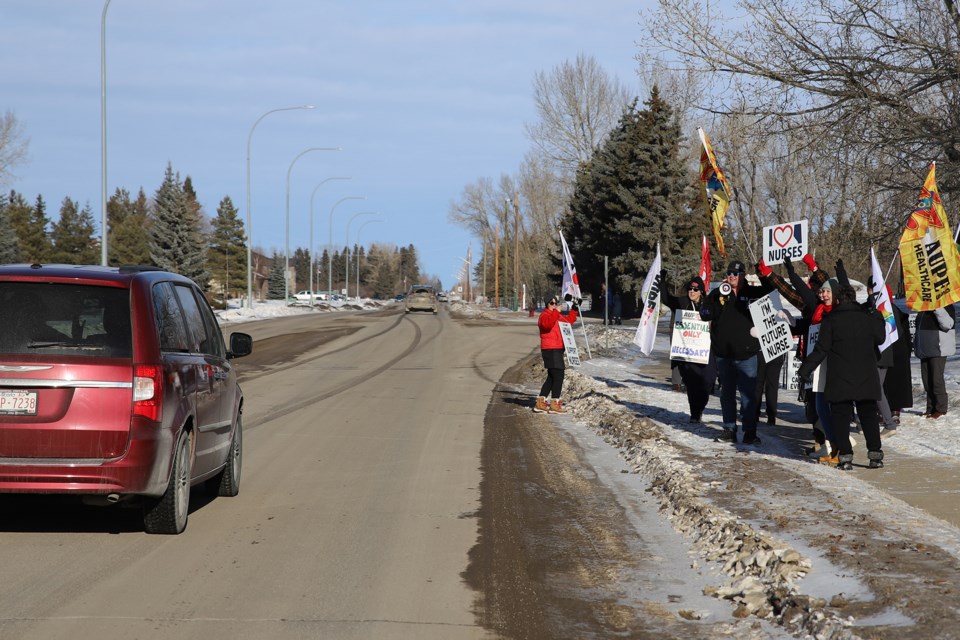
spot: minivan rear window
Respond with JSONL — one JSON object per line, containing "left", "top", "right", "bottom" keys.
{"left": 0, "top": 282, "right": 132, "bottom": 357}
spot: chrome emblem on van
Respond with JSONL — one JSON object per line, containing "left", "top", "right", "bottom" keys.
{"left": 0, "top": 365, "right": 54, "bottom": 372}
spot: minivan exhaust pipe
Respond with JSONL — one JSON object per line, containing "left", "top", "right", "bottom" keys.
{"left": 106, "top": 493, "right": 120, "bottom": 504}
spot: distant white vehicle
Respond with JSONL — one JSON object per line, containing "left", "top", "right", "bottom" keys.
{"left": 292, "top": 291, "right": 327, "bottom": 302}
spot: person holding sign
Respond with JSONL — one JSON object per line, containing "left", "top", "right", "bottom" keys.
{"left": 699, "top": 260, "right": 773, "bottom": 445}
{"left": 533, "top": 295, "right": 579, "bottom": 415}
{"left": 798, "top": 285, "right": 886, "bottom": 471}
{"left": 662, "top": 275, "right": 716, "bottom": 423}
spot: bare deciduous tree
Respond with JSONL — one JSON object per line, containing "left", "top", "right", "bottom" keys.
{"left": 0, "top": 111, "right": 29, "bottom": 188}
{"left": 642, "top": 0, "right": 960, "bottom": 197}
{"left": 525, "top": 53, "right": 632, "bottom": 181}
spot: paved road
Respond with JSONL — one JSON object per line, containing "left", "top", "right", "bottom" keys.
{"left": 0, "top": 305, "right": 535, "bottom": 640}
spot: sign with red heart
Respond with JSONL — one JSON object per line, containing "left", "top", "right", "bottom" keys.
{"left": 762, "top": 219, "right": 808, "bottom": 265}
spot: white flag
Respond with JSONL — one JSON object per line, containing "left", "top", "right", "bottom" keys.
{"left": 559, "top": 229, "right": 581, "bottom": 300}
{"left": 870, "top": 247, "right": 899, "bottom": 353}
{"left": 633, "top": 244, "right": 663, "bottom": 355}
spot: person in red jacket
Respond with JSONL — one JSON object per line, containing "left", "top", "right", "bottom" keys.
{"left": 533, "top": 294, "right": 580, "bottom": 414}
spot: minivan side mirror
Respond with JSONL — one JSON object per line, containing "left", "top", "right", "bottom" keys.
{"left": 227, "top": 332, "right": 253, "bottom": 359}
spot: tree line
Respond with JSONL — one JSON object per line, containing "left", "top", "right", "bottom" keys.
{"left": 0, "top": 157, "right": 426, "bottom": 302}
{"left": 449, "top": 1, "right": 960, "bottom": 315}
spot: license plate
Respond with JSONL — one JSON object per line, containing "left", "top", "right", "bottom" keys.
{"left": 0, "top": 390, "right": 38, "bottom": 415}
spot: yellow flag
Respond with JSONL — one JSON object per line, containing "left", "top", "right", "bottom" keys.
{"left": 697, "top": 128, "right": 731, "bottom": 258}
{"left": 899, "top": 162, "right": 960, "bottom": 310}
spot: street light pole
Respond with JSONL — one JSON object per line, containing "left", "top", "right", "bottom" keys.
{"left": 309, "top": 177, "right": 351, "bottom": 305}
{"left": 345, "top": 212, "right": 376, "bottom": 300}
{"left": 245, "top": 104, "right": 314, "bottom": 309}
{"left": 100, "top": 0, "right": 112, "bottom": 266}
{"left": 328, "top": 196, "right": 365, "bottom": 297}
{"left": 284, "top": 147, "right": 340, "bottom": 303}
{"left": 355, "top": 219, "right": 383, "bottom": 301}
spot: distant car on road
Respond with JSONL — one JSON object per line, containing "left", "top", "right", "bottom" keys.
{"left": 405, "top": 285, "right": 438, "bottom": 314}
{"left": 0, "top": 264, "right": 253, "bottom": 534}
{"left": 293, "top": 290, "right": 326, "bottom": 302}
{"left": 437, "top": 292, "right": 449, "bottom": 302}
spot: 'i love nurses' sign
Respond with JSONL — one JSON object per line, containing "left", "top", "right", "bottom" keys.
{"left": 762, "top": 220, "right": 808, "bottom": 265}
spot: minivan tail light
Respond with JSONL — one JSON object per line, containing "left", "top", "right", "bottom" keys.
{"left": 133, "top": 364, "right": 163, "bottom": 421}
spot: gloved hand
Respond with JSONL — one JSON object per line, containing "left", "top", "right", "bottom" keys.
{"left": 783, "top": 257, "right": 796, "bottom": 275}
{"left": 835, "top": 258, "right": 847, "bottom": 282}
{"left": 575, "top": 297, "right": 583, "bottom": 306}
{"left": 659, "top": 269, "right": 668, "bottom": 286}
{"left": 571, "top": 303, "right": 579, "bottom": 311}
{"left": 699, "top": 305, "right": 712, "bottom": 320}
{"left": 802, "top": 254, "right": 818, "bottom": 272}
{"left": 756, "top": 260, "right": 772, "bottom": 278}
{"left": 564, "top": 293, "right": 573, "bottom": 302}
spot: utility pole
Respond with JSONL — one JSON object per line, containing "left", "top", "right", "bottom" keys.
{"left": 494, "top": 223, "right": 499, "bottom": 309}
{"left": 513, "top": 192, "right": 520, "bottom": 312}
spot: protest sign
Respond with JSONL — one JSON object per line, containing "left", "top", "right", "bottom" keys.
{"left": 748, "top": 291, "right": 792, "bottom": 363}
{"left": 762, "top": 220, "right": 808, "bottom": 265}
{"left": 669, "top": 310, "right": 711, "bottom": 364}
{"left": 559, "top": 322, "right": 581, "bottom": 367}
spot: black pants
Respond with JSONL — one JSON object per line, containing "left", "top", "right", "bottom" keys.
{"left": 831, "top": 399, "right": 881, "bottom": 456}
{"left": 539, "top": 349, "right": 565, "bottom": 399}
{"left": 920, "top": 356, "right": 948, "bottom": 414}
{"left": 678, "top": 360, "right": 715, "bottom": 420}
{"left": 754, "top": 354, "right": 784, "bottom": 421}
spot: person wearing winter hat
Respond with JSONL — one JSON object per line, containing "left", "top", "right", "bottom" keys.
{"left": 699, "top": 260, "right": 773, "bottom": 445}
{"left": 662, "top": 273, "right": 716, "bottom": 423}
{"left": 798, "top": 284, "right": 886, "bottom": 471}
{"left": 532, "top": 294, "right": 579, "bottom": 414}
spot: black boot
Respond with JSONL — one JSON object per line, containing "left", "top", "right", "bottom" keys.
{"left": 868, "top": 450, "right": 884, "bottom": 469}
{"left": 838, "top": 453, "right": 854, "bottom": 471}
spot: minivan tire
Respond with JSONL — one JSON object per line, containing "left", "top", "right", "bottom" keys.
{"left": 143, "top": 431, "right": 192, "bottom": 535}
{"left": 208, "top": 415, "right": 242, "bottom": 497}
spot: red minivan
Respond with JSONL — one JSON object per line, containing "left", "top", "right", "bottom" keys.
{"left": 0, "top": 265, "right": 252, "bottom": 534}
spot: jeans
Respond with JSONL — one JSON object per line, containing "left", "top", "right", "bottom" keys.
{"left": 814, "top": 391, "right": 834, "bottom": 443}
{"left": 717, "top": 354, "right": 758, "bottom": 436}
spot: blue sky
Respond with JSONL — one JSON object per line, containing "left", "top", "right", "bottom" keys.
{"left": 2, "top": 0, "right": 645, "bottom": 287}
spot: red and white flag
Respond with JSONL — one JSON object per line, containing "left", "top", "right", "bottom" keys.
{"left": 559, "top": 229, "right": 581, "bottom": 300}
{"left": 699, "top": 233, "right": 711, "bottom": 291}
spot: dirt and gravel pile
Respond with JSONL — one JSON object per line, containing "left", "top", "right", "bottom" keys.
{"left": 562, "top": 370, "right": 861, "bottom": 639}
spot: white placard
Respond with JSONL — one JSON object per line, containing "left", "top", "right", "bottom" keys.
{"left": 748, "top": 291, "right": 793, "bottom": 363}
{"left": 806, "top": 324, "right": 826, "bottom": 391}
{"left": 762, "top": 219, "right": 808, "bottom": 265}
{"left": 559, "top": 322, "right": 581, "bottom": 367}
{"left": 669, "top": 310, "right": 711, "bottom": 364}
{"left": 783, "top": 337, "right": 801, "bottom": 390}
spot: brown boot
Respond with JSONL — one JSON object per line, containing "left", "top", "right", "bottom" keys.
{"left": 819, "top": 451, "right": 839, "bottom": 466}
{"left": 533, "top": 396, "right": 549, "bottom": 413}
{"left": 548, "top": 399, "right": 566, "bottom": 414}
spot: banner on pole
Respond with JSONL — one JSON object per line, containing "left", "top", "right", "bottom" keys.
{"left": 633, "top": 245, "right": 663, "bottom": 355}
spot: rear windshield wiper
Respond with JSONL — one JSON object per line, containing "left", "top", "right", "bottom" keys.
{"left": 26, "top": 340, "right": 97, "bottom": 350}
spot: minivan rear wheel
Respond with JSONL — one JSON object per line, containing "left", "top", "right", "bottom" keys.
{"left": 143, "top": 431, "right": 191, "bottom": 535}
{"left": 208, "top": 414, "right": 242, "bottom": 497}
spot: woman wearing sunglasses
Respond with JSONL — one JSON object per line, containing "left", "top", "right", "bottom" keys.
{"left": 533, "top": 295, "right": 580, "bottom": 414}
{"left": 662, "top": 274, "right": 716, "bottom": 423}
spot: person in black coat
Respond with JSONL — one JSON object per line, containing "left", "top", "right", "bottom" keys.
{"left": 798, "top": 285, "right": 886, "bottom": 471}
{"left": 883, "top": 297, "right": 913, "bottom": 423}
{"left": 699, "top": 260, "right": 774, "bottom": 445}
{"left": 662, "top": 274, "right": 717, "bottom": 423}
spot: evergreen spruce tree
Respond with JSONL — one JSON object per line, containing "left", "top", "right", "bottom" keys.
{"left": 207, "top": 195, "right": 248, "bottom": 301}
{"left": 149, "top": 163, "right": 210, "bottom": 288}
{"left": 292, "top": 247, "right": 310, "bottom": 291}
{"left": 0, "top": 193, "right": 20, "bottom": 263}
{"left": 7, "top": 191, "right": 50, "bottom": 262}
{"left": 565, "top": 87, "right": 694, "bottom": 304}
{"left": 108, "top": 187, "right": 153, "bottom": 266}
{"left": 50, "top": 198, "right": 99, "bottom": 264}
{"left": 267, "top": 251, "right": 286, "bottom": 299}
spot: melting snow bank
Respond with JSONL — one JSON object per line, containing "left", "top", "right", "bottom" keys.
{"left": 562, "top": 370, "right": 864, "bottom": 640}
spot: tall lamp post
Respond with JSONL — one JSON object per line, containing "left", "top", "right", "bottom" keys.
{"left": 245, "top": 104, "right": 314, "bottom": 309}
{"left": 345, "top": 211, "right": 377, "bottom": 300}
{"left": 284, "top": 147, "right": 340, "bottom": 302}
{"left": 355, "top": 219, "right": 383, "bottom": 301}
{"left": 100, "top": 0, "right": 112, "bottom": 266}
{"left": 328, "top": 196, "right": 365, "bottom": 296}
{"left": 309, "top": 177, "right": 351, "bottom": 305}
